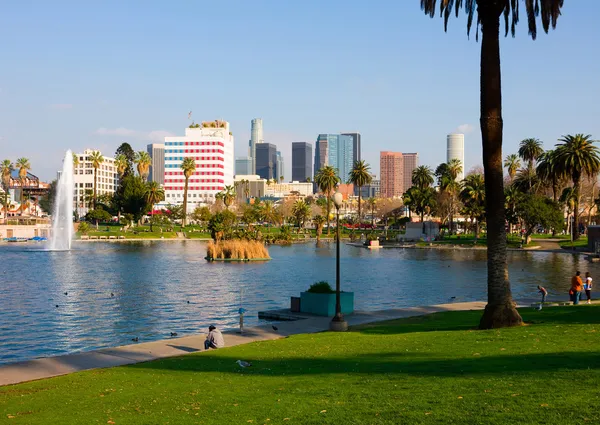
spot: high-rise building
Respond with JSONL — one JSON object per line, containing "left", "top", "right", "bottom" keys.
{"left": 276, "top": 151, "right": 284, "bottom": 182}
{"left": 72, "top": 149, "right": 119, "bottom": 217}
{"left": 341, "top": 132, "right": 361, "bottom": 165}
{"left": 163, "top": 121, "right": 234, "bottom": 207}
{"left": 292, "top": 142, "right": 312, "bottom": 182}
{"left": 248, "top": 118, "right": 263, "bottom": 174}
{"left": 380, "top": 151, "right": 404, "bottom": 198}
{"left": 447, "top": 133, "right": 465, "bottom": 180}
{"left": 235, "top": 157, "right": 252, "bottom": 176}
{"left": 402, "top": 153, "right": 418, "bottom": 192}
{"left": 314, "top": 134, "right": 354, "bottom": 183}
{"left": 256, "top": 143, "right": 277, "bottom": 180}
{"left": 359, "top": 176, "right": 380, "bottom": 199}
{"left": 147, "top": 143, "right": 165, "bottom": 185}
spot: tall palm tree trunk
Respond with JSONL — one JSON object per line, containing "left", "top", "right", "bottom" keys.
{"left": 478, "top": 9, "right": 522, "bottom": 329}
{"left": 357, "top": 186, "right": 362, "bottom": 223}
{"left": 93, "top": 169, "right": 97, "bottom": 209}
{"left": 183, "top": 178, "right": 189, "bottom": 227}
{"left": 326, "top": 191, "right": 331, "bottom": 236}
{"left": 573, "top": 175, "right": 581, "bottom": 240}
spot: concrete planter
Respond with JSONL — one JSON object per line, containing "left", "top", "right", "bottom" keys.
{"left": 300, "top": 292, "right": 354, "bottom": 317}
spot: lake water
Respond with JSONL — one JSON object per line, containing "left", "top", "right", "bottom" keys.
{"left": 0, "top": 241, "right": 595, "bottom": 365}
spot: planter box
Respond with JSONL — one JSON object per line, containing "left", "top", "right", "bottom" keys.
{"left": 300, "top": 291, "right": 354, "bottom": 317}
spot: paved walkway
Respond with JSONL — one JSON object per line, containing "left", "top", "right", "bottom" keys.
{"left": 0, "top": 301, "right": 490, "bottom": 387}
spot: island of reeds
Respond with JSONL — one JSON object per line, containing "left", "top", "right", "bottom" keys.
{"left": 205, "top": 240, "right": 271, "bottom": 261}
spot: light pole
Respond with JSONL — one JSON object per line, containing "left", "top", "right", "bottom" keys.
{"left": 330, "top": 191, "right": 348, "bottom": 332}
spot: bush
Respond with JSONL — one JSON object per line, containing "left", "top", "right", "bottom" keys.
{"left": 307, "top": 281, "right": 335, "bottom": 293}
{"left": 78, "top": 222, "right": 90, "bottom": 235}
{"left": 206, "top": 240, "right": 270, "bottom": 260}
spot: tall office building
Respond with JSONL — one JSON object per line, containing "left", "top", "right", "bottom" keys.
{"left": 276, "top": 151, "right": 284, "bottom": 182}
{"left": 235, "top": 157, "right": 252, "bottom": 176}
{"left": 248, "top": 118, "right": 263, "bottom": 174}
{"left": 313, "top": 134, "right": 354, "bottom": 182}
{"left": 292, "top": 142, "right": 312, "bottom": 182}
{"left": 341, "top": 132, "right": 361, "bottom": 165}
{"left": 402, "top": 153, "right": 418, "bottom": 193}
{"left": 163, "top": 120, "right": 234, "bottom": 207}
{"left": 147, "top": 143, "right": 165, "bottom": 185}
{"left": 256, "top": 143, "right": 277, "bottom": 180}
{"left": 447, "top": 133, "right": 465, "bottom": 180}
{"left": 72, "top": 149, "right": 119, "bottom": 217}
{"left": 380, "top": 152, "right": 404, "bottom": 198}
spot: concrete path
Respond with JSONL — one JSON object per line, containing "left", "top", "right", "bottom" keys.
{"left": 0, "top": 301, "right": 489, "bottom": 387}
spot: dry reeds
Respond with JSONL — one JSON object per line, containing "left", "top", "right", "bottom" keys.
{"left": 206, "top": 240, "right": 270, "bottom": 260}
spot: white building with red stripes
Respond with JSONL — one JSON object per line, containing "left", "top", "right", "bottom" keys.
{"left": 163, "top": 121, "right": 234, "bottom": 207}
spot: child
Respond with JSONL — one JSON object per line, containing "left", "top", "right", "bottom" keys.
{"left": 585, "top": 272, "right": 593, "bottom": 304}
{"left": 538, "top": 285, "right": 548, "bottom": 303}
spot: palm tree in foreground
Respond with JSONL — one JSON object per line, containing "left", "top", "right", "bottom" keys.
{"left": 315, "top": 165, "right": 340, "bottom": 236}
{"left": 422, "top": 0, "right": 564, "bottom": 329}
{"left": 15, "top": 158, "right": 30, "bottom": 215}
{"left": 1, "top": 160, "right": 13, "bottom": 219}
{"left": 89, "top": 151, "right": 104, "bottom": 209}
{"left": 348, "top": 160, "right": 372, "bottom": 224}
{"left": 136, "top": 151, "right": 152, "bottom": 182}
{"left": 180, "top": 157, "right": 196, "bottom": 227}
{"left": 144, "top": 181, "right": 165, "bottom": 231}
{"left": 504, "top": 154, "right": 521, "bottom": 182}
{"left": 554, "top": 134, "right": 600, "bottom": 241}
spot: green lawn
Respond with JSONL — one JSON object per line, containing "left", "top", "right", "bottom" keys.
{"left": 559, "top": 237, "right": 589, "bottom": 250}
{"left": 2, "top": 307, "right": 600, "bottom": 424}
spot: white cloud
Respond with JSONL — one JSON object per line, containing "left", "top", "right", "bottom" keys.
{"left": 455, "top": 124, "right": 474, "bottom": 134}
{"left": 50, "top": 103, "right": 73, "bottom": 110}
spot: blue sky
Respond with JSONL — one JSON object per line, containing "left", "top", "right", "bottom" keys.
{"left": 0, "top": 0, "right": 598, "bottom": 181}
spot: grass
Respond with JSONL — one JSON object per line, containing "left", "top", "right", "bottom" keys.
{"left": 559, "top": 237, "right": 589, "bottom": 250}
{"left": 417, "top": 234, "right": 536, "bottom": 249}
{"left": 2, "top": 306, "right": 600, "bottom": 424}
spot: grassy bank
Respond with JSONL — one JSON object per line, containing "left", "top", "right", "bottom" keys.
{"left": 2, "top": 306, "right": 600, "bottom": 424}
{"left": 559, "top": 237, "right": 589, "bottom": 250}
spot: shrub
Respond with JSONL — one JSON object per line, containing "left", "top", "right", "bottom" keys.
{"left": 307, "top": 281, "right": 335, "bottom": 294}
{"left": 78, "top": 222, "right": 90, "bottom": 235}
{"left": 206, "top": 240, "right": 270, "bottom": 260}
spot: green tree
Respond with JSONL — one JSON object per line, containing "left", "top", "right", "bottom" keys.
{"left": 447, "top": 159, "right": 463, "bottom": 181}
{"left": 460, "top": 174, "right": 486, "bottom": 239}
{"left": 15, "top": 157, "right": 30, "bottom": 215}
{"left": 38, "top": 180, "right": 57, "bottom": 215}
{"left": 422, "top": 0, "right": 564, "bottom": 329}
{"left": 115, "top": 143, "right": 135, "bottom": 176}
{"left": 86, "top": 207, "right": 112, "bottom": 229}
{"left": 180, "top": 157, "right": 196, "bottom": 226}
{"left": 259, "top": 200, "right": 276, "bottom": 232}
{"left": 554, "top": 134, "right": 600, "bottom": 240}
{"left": 518, "top": 138, "right": 544, "bottom": 171}
{"left": 291, "top": 200, "right": 310, "bottom": 234}
{"left": 136, "top": 151, "right": 152, "bottom": 182}
{"left": 348, "top": 160, "right": 373, "bottom": 223}
{"left": 208, "top": 210, "right": 237, "bottom": 242}
{"left": 517, "top": 194, "right": 565, "bottom": 242}
{"left": 313, "top": 214, "right": 326, "bottom": 243}
{"left": 77, "top": 221, "right": 90, "bottom": 235}
{"left": 218, "top": 185, "right": 236, "bottom": 209}
{"left": 144, "top": 181, "right": 165, "bottom": 231}
{"left": 1, "top": 159, "right": 13, "bottom": 219}
{"left": 412, "top": 165, "right": 434, "bottom": 190}
{"left": 114, "top": 154, "right": 128, "bottom": 180}
{"left": 72, "top": 153, "right": 79, "bottom": 169}
{"left": 536, "top": 149, "right": 562, "bottom": 202}
{"left": 89, "top": 151, "right": 104, "bottom": 209}
{"left": 115, "top": 175, "right": 150, "bottom": 224}
{"left": 504, "top": 154, "right": 521, "bottom": 182}
{"left": 191, "top": 206, "right": 212, "bottom": 226}
{"left": 315, "top": 165, "right": 340, "bottom": 235}
{"left": 512, "top": 167, "right": 541, "bottom": 195}
{"left": 366, "top": 197, "right": 377, "bottom": 228}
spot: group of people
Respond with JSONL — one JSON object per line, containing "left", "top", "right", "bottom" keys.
{"left": 537, "top": 270, "right": 593, "bottom": 305}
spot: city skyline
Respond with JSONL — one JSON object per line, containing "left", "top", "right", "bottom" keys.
{"left": 1, "top": 2, "right": 598, "bottom": 183}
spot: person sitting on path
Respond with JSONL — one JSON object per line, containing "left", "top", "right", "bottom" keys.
{"left": 204, "top": 325, "right": 225, "bottom": 350}
{"left": 570, "top": 271, "right": 583, "bottom": 305}
{"left": 538, "top": 285, "right": 548, "bottom": 304}
{"left": 585, "top": 272, "right": 593, "bottom": 304}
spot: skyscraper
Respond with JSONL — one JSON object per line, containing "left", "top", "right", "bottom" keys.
{"left": 380, "top": 152, "right": 404, "bottom": 198}
{"left": 256, "top": 143, "right": 277, "bottom": 180}
{"left": 276, "top": 151, "right": 284, "bottom": 182}
{"left": 447, "top": 133, "right": 465, "bottom": 180}
{"left": 292, "top": 142, "right": 312, "bottom": 182}
{"left": 147, "top": 143, "right": 165, "bottom": 185}
{"left": 235, "top": 157, "right": 252, "bottom": 176}
{"left": 314, "top": 134, "right": 354, "bottom": 182}
{"left": 248, "top": 118, "right": 263, "bottom": 174}
{"left": 402, "top": 153, "right": 418, "bottom": 193}
{"left": 341, "top": 132, "right": 361, "bottom": 165}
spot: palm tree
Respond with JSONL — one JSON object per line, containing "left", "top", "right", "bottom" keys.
{"left": 72, "top": 153, "right": 79, "bottom": 169}
{"left": 315, "top": 165, "right": 340, "bottom": 235}
{"left": 313, "top": 214, "right": 326, "bottom": 243}
{"left": 447, "top": 159, "right": 463, "bottom": 181}
{"left": 512, "top": 167, "right": 541, "bottom": 195}
{"left": 144, "top": 181, "right": 165, "bottom": 232}
{"left": 291, "top": 200, "right": 310, "bottom": 235}
{"left": 15, "top": 158, "right": 30, "bottom": 215}
{"left": 260, "top": 200, "right": 276, "bottom": 232}
{"left": 412, "top": 165, "right": 434, "bottom": 190}
{"left": 348, "top": 160, "right": 373, "bottom": 224}
{"left": 136, "top": 151, "right": 152, "bottom": 182}
{"left": 460, "top": 174, "right": 486, "bottom": 239}
{"left": 504, "top": 154, "right": 521, "bottom": 182}
{"left": 365, "top": 198, "right": 378, "bottom": 228}
{"left": 89, "top": 151, "right": 104, "bottom": 209}
{"left": 1, "top": 160, "right": 13, "bottom": 219}
{"left": 180, "top": 157, "right": 196, "bottom": 226}
{"left": 560, "top": 187, "right": 577, "bottom": 236}
{"left": 518, "top": 138, "right": 544, "bottom": 171}
{"left": 220, "top": 185, "right": 236, "bottom": 209}
{"left": 114, "top": 154, "right": 128, "bottom": 179}
{"left": 243, "top": 179, "right": 250, "bottom": 199}
{"left": 554, "top": 134, "right": 600, "bottom": 240}
{"left": 422, "top": 0, "right": 563, "bottom": 329}
{"left": 536, "top": 150, "right": 562, "bottom": 202}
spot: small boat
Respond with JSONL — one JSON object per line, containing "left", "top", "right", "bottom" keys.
{"left": 6, "top": 237, "right": 28, "bottom": 243}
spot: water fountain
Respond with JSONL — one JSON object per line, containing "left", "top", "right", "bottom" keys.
{"left": 48, "top": 150, "right": 74, "bottom": 251}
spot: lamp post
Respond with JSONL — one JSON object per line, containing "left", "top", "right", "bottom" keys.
{"left": 330, "top": 191, "right": 348, "bottom": 331}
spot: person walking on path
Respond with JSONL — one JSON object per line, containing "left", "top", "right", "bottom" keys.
{"left": 570, "top": 271, "right": 583, "bottom": 305}
{"left": 538, "top": 285, "right": 548, "bottom": 304}
{"left": 204, "top": 325, "right": 225, "bottom": 350}
{"left": 585, "top": 272, "right": 593, "bottom": 304}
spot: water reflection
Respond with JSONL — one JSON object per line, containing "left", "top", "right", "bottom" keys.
{"left": 0, "top": 242, "right": 596, "bottom": 365}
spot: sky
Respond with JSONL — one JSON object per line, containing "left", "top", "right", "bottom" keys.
{"left": 1, "top": 0, "right": 599, "bottom": 182}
